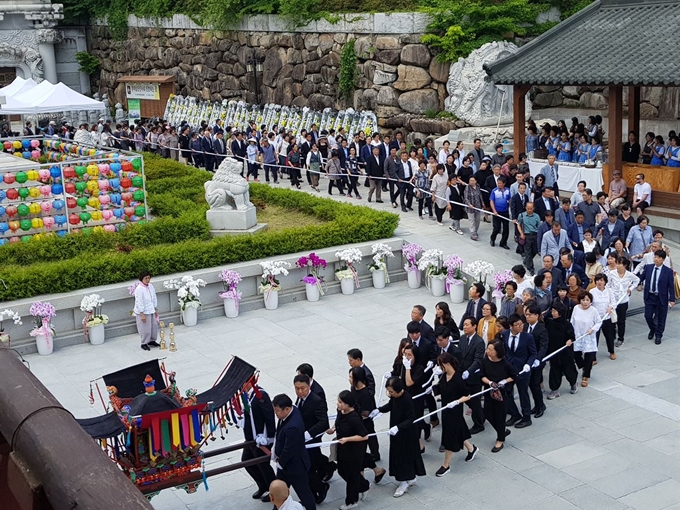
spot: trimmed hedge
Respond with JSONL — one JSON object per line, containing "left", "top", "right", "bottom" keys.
{"left": 0, "top": 154, "right": 399, "bottom": 301}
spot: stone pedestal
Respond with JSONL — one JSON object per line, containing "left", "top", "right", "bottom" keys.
{"left": 207, "top": 205, "right": 258, "bottom": 231}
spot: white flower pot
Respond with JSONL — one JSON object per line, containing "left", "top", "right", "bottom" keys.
{"left": 407, "top": 270, "right": 421, "bottom": 289}
{"left": 449, "top": 283, "right": 465, "bottom": 304}
{"left": 431, "top": 277, "right": 446, "bottom": 297}
{"left": 182, "top": 306, "right": 198, "bottom": 327}
{"left": 264, "top": 290, "right": 279, "bottom": 310}
{"left": 340, "top": 277, "right": 355, "bottom": 295}
{"left": 35, "top": 333, "right": 53, "bottom": 356}
{"left": 305, "top": 282, "right": 320, "bottom": 302}
{"left": 494, "top": 296, "right": 503, "bottom": 312}
{"left": 223, "top": 298, "right": 239, "bottom": 318}
{"left": 372, "top": 270, "right": 386, "bottom": 289}
{"left": 88, "top": 324, "right": 105, "bottom": 345}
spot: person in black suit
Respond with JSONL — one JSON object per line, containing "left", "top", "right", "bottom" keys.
{"left": 458, "top": 282, "right": 487, "bottom": 330}
{"left": 201, "top": 130, "right": 215, "bottom": 172}
{"left": 534, "top": 186, "right": 558, "bottom": 221}
{"left": 411, "top": 305, "right": 435, "bottom": 343}
{"left": 231, "top": 131, "right": 247, "bottom": 160}
{"left": 293, "top": 375, "right": 330, "bottom": 504}
{"left": 406, "top": 318, "right": 439, "bottom": 430}
{"left": 523, "top": 304, "right": 549, "bottom": 418}
{"left": 272, "top": 393, "right": 316, "bottom": 510}
{"left": 567, "top": 211, "right": 591, "bottom": 249}
{"left": 560, "top": 252, "right": 589, "bottom": 289}
{"left": 435, "top": 327, "right": 462, "bottom": 363}
{"left": 384, "top": 148, "right": 402, "bottom": 208}
{"left": 502, "top": 315, "right": 537, "bottom": 428}
{"left": 365, "top": 145, "right": 384, "bottom": 203}
{"left": 643, "top": 250, "right": 676, "bottom": 344}
{"left": 459, "top": 318, "right": 486, "bottom": 433}
{"left": 296, "top": 363, "right": 326, "bottom": 404}
{"left": 538, "top": 254, "right": 565, "bottom": 295}
{"left": 242, "top": 385, "right": 277, "bottom": 501}
{"left": 346, "top": 348, "right": 379, "bottom": 461}
{"left": 213, "top": 130, "right": 227, "bottom": 166}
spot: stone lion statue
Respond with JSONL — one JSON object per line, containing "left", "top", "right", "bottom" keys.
{"left": 445, "top": 41, "right": 532, "bottom": 127}
{"left": 204, "top": 157, "right": 251, "bottom": 211}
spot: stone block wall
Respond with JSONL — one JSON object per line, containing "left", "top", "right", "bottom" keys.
{"left": 89, "top": 13, "right": 456, "bottom": 134}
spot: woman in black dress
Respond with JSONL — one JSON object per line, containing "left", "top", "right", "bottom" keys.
{"left": 395, "top": 343, "right": 429, "bottom": 452}
{"left": 434, "top": 301, "right": 460, "bottom": 340}
{"left": 545, "top": 302, "right": 578, "bottom": 399}
{"left": 446, "top": 174, "right": 466, "bottom": 235}
{"left": 434, "top": 352, "right": 478, "bottom": 477}
{"left": 349, "top": 367, "right": 386, "bottom": 483}
{"left": 378, "top": 377, "right": 426, "bottom": 498}
{"left": 327, "top": 390, "right": 370, "bottom": 508}
{"left": 480, "top": 340, "right": 518, "bottom": 453}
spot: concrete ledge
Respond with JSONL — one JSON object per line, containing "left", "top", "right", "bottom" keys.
{"left": 5, "top": 238, "right": 406, "bottom": 355}
{"left": 96, "top": 13, "right": 433, "bottom": 34}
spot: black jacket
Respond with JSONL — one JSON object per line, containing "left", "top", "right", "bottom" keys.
{"left": 458, "top": 333, "right": 485, "bottom": 385}
{"left": 458, "top": 298, "right": 487, "bottom": 330}
{"left": 524, "top": 322, "right": 549, "bottom": 364}
{"left": 435, "top": 342, "right": 463, "bottom": 364}
{"left": 534, "top": 196, "right": 558, "bottom": 221}
{"left": 296, "top": 391, "right": 329, "bottom": 444}
{"left": 275, "top": 407, "right": 311, "bottom": 474}
{"left": 243, "top": 388, "right": 276, "bottom": 443}
{"left": 366, "top": 154, "right": 384, "bottom": 178}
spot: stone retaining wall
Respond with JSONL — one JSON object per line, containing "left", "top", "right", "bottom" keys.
{"left": 90, "top": 13, "right": 457, "bottom": 135}
{"left": 6, "top": 238, "right": 406, "bottom": 355}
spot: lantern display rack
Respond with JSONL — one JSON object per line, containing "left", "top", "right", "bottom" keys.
{"left": 0, "top": 137, "right": 148, "bottom": 245}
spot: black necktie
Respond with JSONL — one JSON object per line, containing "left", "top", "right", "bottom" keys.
{"left": 511, "top": 335, "right": 517, "bottom": 352}
{"left": 652, "top": 267, "right": 659, "bottom": 293}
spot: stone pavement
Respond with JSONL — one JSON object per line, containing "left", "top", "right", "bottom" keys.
{"left": 24, "top": 186, "right": 680, "bottom": 510}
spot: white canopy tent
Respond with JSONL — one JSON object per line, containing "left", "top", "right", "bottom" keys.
{"left": 0, "top": 81, "right": 105, "bottom": 115}
{"left": 0, "top": 77, "right": 38, "bottom": 98}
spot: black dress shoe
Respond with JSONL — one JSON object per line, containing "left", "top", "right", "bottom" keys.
{"left": 260, "top": 493, "right": 271, "bottom": 503}
{"left": 376, "top": 199, "right": 384, "bottom": 203}
{"left": 500, "top": 244, "right": 510, "bottom": 250}
{"left": 505, "top": 416, "right": 520, "bottom": 427}
{"left": 141, "top": 344, "right": 151, "bottom": 351}
{"left": 407, "top": 207, "right": 414, "bottom": 211}
{"left": 648, "top": 330, "right": 655, "bottom": 340}
{"left": 490, "top": 240, "right": 496, "bottom": 247}
{"left": 148, "top": 341, "right": 160, "bottom": 347}
{"left": 315, "top": 482, "right": 330, "bottom": 504}
{"left": 655, "top": 337, "right": 662, "bottom": 345}
{"left": 322, "top": 462, "right": 337, "bottom": 483}
{"left": 504, "top": 428, "right": 511, "bottom": 437}
{"left": 252, "top": 489, "right": 267, "bottom": 499}
{"left": 534, "top": 406, "right": 546, "bottom": 419}
{"left": 374, "top": 468, "right": 386, "bottom": 484}
{"left": 401, "top": 207, "right": 408, "bottom": 212}
{"left": 469, "top": 425, "right": 485, "bottom": 435}
{"left": 491, "top": 443, "right": 504, "bottom": 453}
{"left": 515, "top": 420, "right": 532, "bottom": 429}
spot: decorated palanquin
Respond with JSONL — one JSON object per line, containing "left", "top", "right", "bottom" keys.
{"left": 77, "top": 357, "right": 257, "bottom": 498}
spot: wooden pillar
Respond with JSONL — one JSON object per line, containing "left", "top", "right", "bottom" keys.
{"left": 628, "top": 86, "right": 641, "bottom": 140}
{"left": 608, "top": 85, "right": 623, "bottom": 187}
{"left": 513, "top": 84, "right": 531, "bottom": 156}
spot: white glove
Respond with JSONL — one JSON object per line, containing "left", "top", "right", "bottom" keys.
{"left": 383, "top": 371, "right": 392, "bottom": 379}
{"left": 388, "top": 426, "right": 399, "bottom": 436}
{"left": 275, "top": 462, "right": 283, "bottom": 471}
{"left": 425, "top": 360, "right": 434, "bottom": 371}
{"left": 371, "top": 412, "right": 382, "bottom": 421}
{"left": 425, "top": 386, "right": 434, "bottom": 395}
{"left": 235, "top": 416, "right": 245, "bottom": 428}
{"left": 462, "top": 370, "right": 469, "bottom": 380}
{"left": 446, "top": 400, "right": 458, "bottom": 409}
{"left": 532, "top": 359, "right": 540, "bottom": 369}
{"left": 498, "top": 379, "right": 506, "bottom": 388}
{"left": 522, "top": 364, "right": 530, "bottom": 373}
{"left": 304, "top": 431, "right": 312, "bottom": 442}
{"left": 402, "top": 356, "right": 412, "bottom": 370}
{"left": 270, "top": 450, "right": 277, "bottom": 462}
{"left": 368, "top": 409, "right": 380, "bottom": 419}
{"left": 433, "top": 366, "right": 443, "bottom": 377}
{"left": 255, "top": 434, "right": 268, "bottom": 446}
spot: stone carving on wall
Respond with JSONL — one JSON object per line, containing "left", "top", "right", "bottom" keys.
{"left": 205, "top": 158, "right": 251, "bottom": 211}
{"left": 0, "top": 43, "right": 44, "bottom": 81}
{"left": 36, "top": 28, "right": 64, "bottom": 45}
{"left": 445, "top": 41, "right": 531, "bottom": 127}
{"left": 0, "top": 30, "right": 36, "bottom": 48}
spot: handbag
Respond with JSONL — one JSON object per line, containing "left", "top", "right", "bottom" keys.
{"left": 674, "top": 272, "right": 680, "bottom": 298}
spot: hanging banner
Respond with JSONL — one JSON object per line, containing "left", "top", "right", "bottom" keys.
{"left": 128, "top": 99, "right": 141, "bottom": 120}
{"left": 126, "top": 83, "right": 160, "bottom": 100}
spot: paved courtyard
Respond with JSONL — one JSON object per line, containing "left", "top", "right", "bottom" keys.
{"left": 24, "top": 190, "right": 680, "bottom": 510}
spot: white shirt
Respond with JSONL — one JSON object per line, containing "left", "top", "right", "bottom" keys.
{"left": 516, "top": 278, "right": 534, "bottom": 296}
{"left": 438, "top": 148, "right": 450, "bottom": 165}
{"left": 402, "top": 161, "right": 412, "bottom": 179}
{"left": 133, "top": 283, "right": 158, "bottom": 315}
{"left": 634, "top": 182, "right": 652, "bottom": 205}
{"left": 279, "top": 495, "right": 305, "bottom": 510}
{"left": 607, "top": 270, "right": 640, "bottom": 304}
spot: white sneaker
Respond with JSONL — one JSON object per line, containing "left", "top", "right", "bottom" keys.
{"left": 394, "top": 482, "right": 409, "bottom": 497}
{"left": 340, "top": 504, "right": 359, "bottom": 510}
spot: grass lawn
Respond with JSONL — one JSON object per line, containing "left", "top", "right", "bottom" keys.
{"left": 255, "top": 203, "right": 325, "bottom": 232}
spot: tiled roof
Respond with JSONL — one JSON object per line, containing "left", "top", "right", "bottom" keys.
{"left": 484, "top": 0, "right": 680, "bottom": 86}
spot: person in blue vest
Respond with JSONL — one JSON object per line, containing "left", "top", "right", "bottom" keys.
{"left": 556, "top": 132, "right": 572, "bottom": 162}
{"left": 489, "top": 176, "right": 512, "bottom": 250}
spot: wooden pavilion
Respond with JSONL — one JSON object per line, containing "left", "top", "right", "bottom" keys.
{"left": 484, "top": 0, "right": 680, "bottom": 210}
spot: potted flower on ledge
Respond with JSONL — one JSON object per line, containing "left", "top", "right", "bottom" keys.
{"left": 259, "top": 260, "right": 291, "bottom": 310}
{"left": 335, "top": 248, "right": 363, "bottom": 295}
{"left": 29, "top": 301, "right": 56, "bottom": 356}
{"left": 444, "top": 255, "right": 466, "bottom": 304}
{"left": 296, "top": 253, "right": 327, "bottom": 302}
{"left": 418, "top": 248, "right": 447, "bottom": 297}
{"left": 163, "top": 276, "right": 206, "bottom": 327}
{"left": 464, "top": 260, "right": 496, "bottom": 301}
{"left": 0, "top": 309, "right": 22, "bottom": 347}
{"left": 219, "top": 269, "right": 243, "bottom": 318}
{"left": 369, "top": 242, "right": 394, "bottom": 289}
{"left": 80, "top": 294, "right": 109, "bottom": 345}
{"left": 402, "top": 242, "right": 423, "bottom": 289}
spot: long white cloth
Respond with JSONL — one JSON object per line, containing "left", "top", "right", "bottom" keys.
{"left": 528, "top": 159, "right": 603, "bottom": 193}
